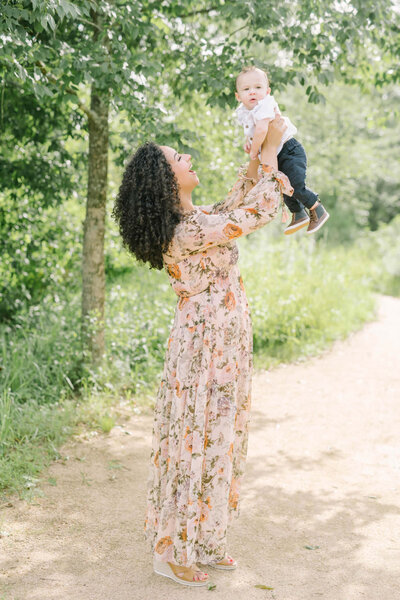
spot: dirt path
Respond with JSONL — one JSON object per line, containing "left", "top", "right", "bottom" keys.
{"left": 1, "top": 295, "right": 400, "bottom": 600}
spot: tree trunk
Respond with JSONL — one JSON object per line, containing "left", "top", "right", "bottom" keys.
{"left": 81, "top": 87, "right": 109, "bottom": 365}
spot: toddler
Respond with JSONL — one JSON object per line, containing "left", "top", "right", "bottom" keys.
{"left": 235, "top": 66, "right": 329, "bottom": 234}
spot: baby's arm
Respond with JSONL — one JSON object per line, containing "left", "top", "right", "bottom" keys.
{"left": 249, "top": 118, "right": 271, "bottom": 160}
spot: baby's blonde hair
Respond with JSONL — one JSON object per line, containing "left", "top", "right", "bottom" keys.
{"left": 235, "top": 65, "right": 269, "bottom": 90}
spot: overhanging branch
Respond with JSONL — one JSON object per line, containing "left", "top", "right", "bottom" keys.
{"left": 177, "top": 4, "right": 221, "bottom": 19}
{"left": 36, "top": 60, "right": 100, "bottom": 125}
{"left": 228, "top": 23, "right": 247, "bottom": 38}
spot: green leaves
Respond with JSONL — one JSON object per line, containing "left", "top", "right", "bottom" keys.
{"left": 40, "top": 13, "right": 56, "bottom": 32}
{"left": 2, "top": 0, "right": 398, "bottom": 127}
{"left": 30, "top": 0, "right": 84, "bottom": 29}
{"left": 55, "top": 0, "right": 83, "bottom": 20}
{"left": 305, "top": 84, "right": 326, "bottom": 104}
{"left": 1, "top": 0, "right": 399, "bottom": 328}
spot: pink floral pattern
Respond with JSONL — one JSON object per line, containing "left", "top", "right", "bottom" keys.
{"left": 143, "top": 165, "right": 293, "bottom": 566}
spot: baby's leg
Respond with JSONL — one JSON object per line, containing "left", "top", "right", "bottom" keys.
{"left": 278, "top": 139, "right": 329, "bottom": 234}
{"left": 278, "top": 142, "right": 318, "bottom": 211}
{"left": 281, "top": 192, "right": 304, "bottom": 214}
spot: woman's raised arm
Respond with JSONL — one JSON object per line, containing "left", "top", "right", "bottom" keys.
{"left": 198, "top": 114, "right": 287, "bottom": 215}
{"left": 170, "top": 166, "right": 293, "bottom": 257}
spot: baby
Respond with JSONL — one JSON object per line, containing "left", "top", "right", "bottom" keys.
{"left": 235, "top": 66, "right": 329, "bottom": 234}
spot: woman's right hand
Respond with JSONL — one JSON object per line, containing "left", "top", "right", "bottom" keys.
{"left": 264, "top": 114, "right": 287, "bottom": 149}
{"left": 259, "top": 112, "right": 287, "bottom": 170}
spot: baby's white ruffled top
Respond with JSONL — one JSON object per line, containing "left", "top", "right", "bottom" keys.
{"left": 235, "top": 95, "right": 297, "bottom": 155}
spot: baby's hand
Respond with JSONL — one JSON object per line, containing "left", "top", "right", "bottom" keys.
{"left": 243, "top": 140, "right": 251, "bottom": 154}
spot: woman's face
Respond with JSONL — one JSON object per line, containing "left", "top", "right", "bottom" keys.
{"left": 160, "top": 146, "right": 199, "bottom": 192}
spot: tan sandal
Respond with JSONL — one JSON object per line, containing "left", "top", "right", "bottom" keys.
{"left": 209, "top": 553, "right": 238, "bottom": 570}
{"left": 153, "top": 557, "right": 209, "bottom": 586}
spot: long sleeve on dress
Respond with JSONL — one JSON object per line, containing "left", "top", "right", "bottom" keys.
{"left": 195, "top": 164, "right": 257, "bottom": 215}
{"left": 206, "top": 164, "right": 258, "bottom": 213}
{"left": 172, "top": 166, "right": 293, "bottom": 257}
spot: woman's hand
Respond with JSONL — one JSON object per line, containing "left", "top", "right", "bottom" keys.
{"left": 260, "top": 113, "right": 287, "bottom": 170}
{"left": 264, "top": 114, "right": 287, "bottom": 149}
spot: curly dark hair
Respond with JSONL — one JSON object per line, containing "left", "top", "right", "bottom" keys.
{"left": 111, "top": 142, "right": 184, "bottom": 270}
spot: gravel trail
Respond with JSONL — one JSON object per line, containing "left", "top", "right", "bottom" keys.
{"left": 1, "top": 295, "right": 399, "bottom": 600}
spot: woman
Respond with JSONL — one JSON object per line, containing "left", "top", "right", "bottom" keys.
{"left": 112, "top": 116, "right": 293, "bottom": 587}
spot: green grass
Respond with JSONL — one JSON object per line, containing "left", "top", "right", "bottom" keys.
{"left": 0, "top": 293, "right": 84, "bottom": 405}
{"left": 1, "top": 219, "right": 399, "bottom": 501}
{"left": 0, "top": 386, "right": 131, "bottom": 502}
{"left": 0, "top": 390, "right": 77, "bottom": 500}
{"left": 238, "top": 231, "right": 379, "bottom": 368}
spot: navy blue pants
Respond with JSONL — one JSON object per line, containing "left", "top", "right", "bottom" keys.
{"left": 277, "top": 138, "right": 319, "bottom": 213}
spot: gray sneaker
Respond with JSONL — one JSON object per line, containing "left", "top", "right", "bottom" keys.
{"left": 306, "top": 203, "right": 330, "bottom": 234}
{"left": 284, "top": 209, "right": 310, "bottom": 235}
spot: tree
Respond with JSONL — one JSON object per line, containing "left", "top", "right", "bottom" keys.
{"left": 2, "top": 0, "right": 184, "bottom": 360}
{"left": 1, "top": 0, "right": 398, "bottom": 363}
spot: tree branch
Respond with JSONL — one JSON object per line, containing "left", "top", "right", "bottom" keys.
{"left": 0, "top": 78, "right": 4, "bottom": 131}
{"left": 78, "top": 17, "right": 102, "bottom": 31}
{"left": 228, "top": 23, "right": 247, "bottom": 38}
{"left": 177, "top": 5, "right": 221, "bottom": 19}
{"left": 35, "top": 60, "right": 99, "bottom": 124}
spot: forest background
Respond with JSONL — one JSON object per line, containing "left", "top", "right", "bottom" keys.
{"left": 1, "top": 0, "right": 399, "bottom": 501}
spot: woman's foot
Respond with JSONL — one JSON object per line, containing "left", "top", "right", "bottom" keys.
{"left": 214, "top": 554, "right": 235, "bottom": 566}
{"left": 209, "top": 553, "right": 238, "bottom": 569}
{"left": 167, "top": 562, "right": 209, "bottom": 583}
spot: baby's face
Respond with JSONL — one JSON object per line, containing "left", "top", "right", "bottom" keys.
{"left": 235, "top": 70, "right": 271, "bottom": 110}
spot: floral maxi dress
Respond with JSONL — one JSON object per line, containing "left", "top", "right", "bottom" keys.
{"left": 143, "top": 165, "right": 293, "bottom": 567}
